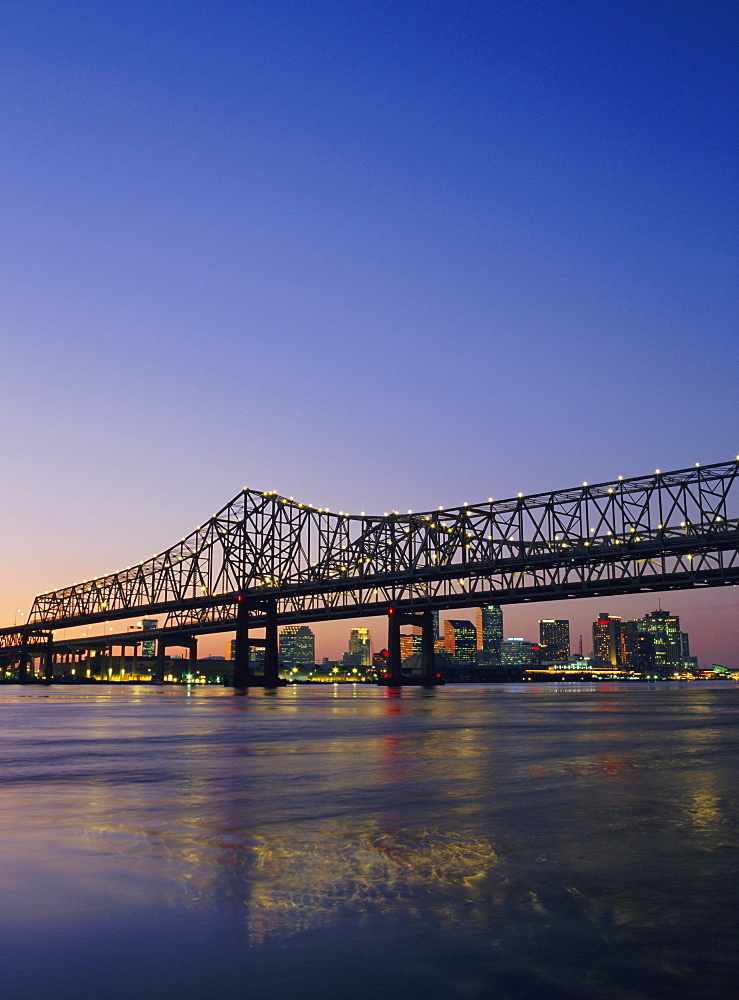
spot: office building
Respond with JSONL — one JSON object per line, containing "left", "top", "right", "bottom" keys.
{"left": 592, "top": 613, "right": 623, "bottom": 665}
{"left": 279, "top": 625, "right": 316, "bottom": 665}
{"left": 432, "top": 610, "right": 440, "bottom": 641}
{"left": 635, "top": 610, "right": 683, "bottom": 676}
{"left": 348, "top": 627, "right": 371, "bottom": 666}
{"left": 621, "top": 621, "right": 655, "bottom": 674}
{"left": 476, "top": 604, "right": 503, "bottom": 662}
{"left": 444, "top": 620, "right": 477, "bottom": 664}
{"left": 539, "top": 619, "right": 570, "bottom": 661}
{"left": 400, "top": 632, "right": 422, "bottom": 660}
{"left": 500, "top": 638, "right": 533, "bottom": 666}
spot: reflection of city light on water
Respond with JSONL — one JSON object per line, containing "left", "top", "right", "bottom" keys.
{"left": 89, "top": 823, "right": 502, "bottom": 943}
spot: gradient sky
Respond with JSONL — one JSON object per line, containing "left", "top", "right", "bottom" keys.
{"left": 1, "top": 1, "right": 737, "bottom": 665}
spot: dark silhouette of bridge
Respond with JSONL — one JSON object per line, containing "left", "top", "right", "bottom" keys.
{"left": 2, "top": 460, "right": 737, "bottom": 686}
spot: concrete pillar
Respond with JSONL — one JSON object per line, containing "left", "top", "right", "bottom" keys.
{"left": 189, "top": 638, "right": 198, "bottom": 677}
{"left": 18, "top": 634, "right": 29, "bottom": 684}
{"left": 387, "top": 610, "right": 402, "bottom": 686}
{"left": 263, "top": 599, "right": 279, "bottom": 687}
{"left": 233, "top": 598, "right": 250, "bottom": 688}
{"left": 155, "top": 638, "right": 166, "bottom": 683}
{"left": 419, "top": 610, "right": 437, "bottom": 686}
{"left": 44, "top": 635, "right": 54, "bottom": 685}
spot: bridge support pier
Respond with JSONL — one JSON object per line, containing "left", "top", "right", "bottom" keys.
{"left": 263, "top": 599, "right": 280, "bottom": 688}
{"left": 418, "top": 610, "right": 437, "bottom": 686}
{"left": 155, "top": 639, "right": 166, "bottom": 683}
{"left": 385, "top": 609, "right": 438, "bottom": 687}
{"left": 233, "top": 598, "right": 250, "bottom": 689}
{"left": 18, "top": 635, "right": 29, "bottom": 684}
{"left": 387, "top": 610, "right": 402, "bottom": 686}
{"left": 188, "top": 638, "right": 198, "bottom": 677}
{"left": 44, "top": 634, "right": 54, "bottom": 685}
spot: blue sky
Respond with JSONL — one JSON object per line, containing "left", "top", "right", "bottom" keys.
{"left": 1, "top": 1, "right": 736, "bottom": 662}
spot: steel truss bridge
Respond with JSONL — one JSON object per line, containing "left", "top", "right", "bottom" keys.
{"left": 2, "top": 460, "right": 737, "bottom": 685}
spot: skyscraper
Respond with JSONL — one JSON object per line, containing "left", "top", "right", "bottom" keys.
{"left": 476, "top": 604, "right": 503, "bottom": 662}
{"left": 592, "top": 613, "right": 623, "bottom": 665}
{"left": 635, "top": 610, "right": 682, "bottom": 676}
{"left": 348, "top": 627, "right": 371, "bottom": 666}
{"left": 279, "top": 625, "right": 316, "bottom": 665}
{"left": 444, "top": 620, "right": 477, "bottom": 663}
{"left": 432, "top": 610, "right": 441, "bottom": 641}
{"left": 539, "top": 619, "right": 570, "bottom": 661}
{"left": 399, "top": 632, "right": 422, "bottom": 660}
{"left": 621, "top": 621, "right": 655, "bottom": 674}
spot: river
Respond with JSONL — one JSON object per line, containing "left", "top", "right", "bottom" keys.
{"left": 1, "top": 682, "right": 736, "bottom": 999}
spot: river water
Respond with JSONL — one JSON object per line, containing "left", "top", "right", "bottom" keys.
{"left": 1, "top": 682, "right": 736, "bottom": 1000}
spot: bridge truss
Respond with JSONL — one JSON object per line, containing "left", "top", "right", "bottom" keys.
{"left": 0, "top": 460, "right": 734, "bottom": 649}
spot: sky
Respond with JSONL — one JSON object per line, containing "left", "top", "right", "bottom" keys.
{"left": 1, "top": 1, "right": 737, "bottom": 665}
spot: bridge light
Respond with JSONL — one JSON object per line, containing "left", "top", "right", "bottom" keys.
{"left": 618, "top": 476, "right": 623, "bottom": 480}
{"left": 582, "top": 482, "right": 588, "bottom": 487}
{"left": 655, "top": 469, "right": 661, "bottom": 475}
{"left": 518, "top": 492, "right": 523, "bottom": 497}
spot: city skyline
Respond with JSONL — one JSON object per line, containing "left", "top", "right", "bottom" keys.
{"left": 275, "top": 598, "right": 725, "bottom": 671}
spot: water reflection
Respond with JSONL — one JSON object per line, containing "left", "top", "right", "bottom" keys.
{"left": 0, "top": 683, "right": 737, "bottom": 1000}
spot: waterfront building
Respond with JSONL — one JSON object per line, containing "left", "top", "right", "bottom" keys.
{"left": 621, "top": 621, "right": 655, "bottom": 674}
{"left": 592, "top": 613, "right": 623, "bottom": 665}
{"left": 635, "top": 610, "right": 683, "bottom": 676}
{"left": 348, "top": 627, "right": 371, "bottom": 666}
{"left": 400, "top": 632, "right": 422, "bottom": 660}
{"left": 432, "top": 610, "right": 441, "bottom": 641}
{"left": 539, "top": 619, "right": 570, "bottom": 661}
{"left": 500, "top": 638, "right": 533, "bottom": 666}
{"left": 279, "top": 625, "right": 316, "bottom": 666}
{"left": 444, "top": 620, "right": 477, "bottom": 663}
{"left": 476, "top": 604, "right": 503, "bottom": 662}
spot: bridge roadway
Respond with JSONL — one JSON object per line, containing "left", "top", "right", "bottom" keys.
{"left": 2, "top": 460, "right": 737, "bottom": 686}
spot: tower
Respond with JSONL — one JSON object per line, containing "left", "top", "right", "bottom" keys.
{"left": 279, "top": 625, "right": 316, "bottom": 666}
{"left": 539, "top": 619, "right": 570, "bottom": 661}
{"left": 348, "top": 627, "right": 371, "bottom": 666}
{"left": 444, "top": 620, "right": 477, "bottom": 664}
{"left": 475, "top": 604, "right": 503, "bottom": 663}
{"left": 592, "top": 613, "right": 623, "bottom": 665}
{"left": 635, "top": 610, "right": 682, "bottom": 676}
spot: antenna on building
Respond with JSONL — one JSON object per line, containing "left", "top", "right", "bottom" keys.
{"left": 658, "top": 595, "right": 662, "bottom": 611}
{"left": 578, "top": 634, "right": 583, "bottom": 656}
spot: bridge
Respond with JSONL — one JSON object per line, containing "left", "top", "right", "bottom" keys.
{"left": 2, "top": 460, "right": 737, "bottom": 686}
